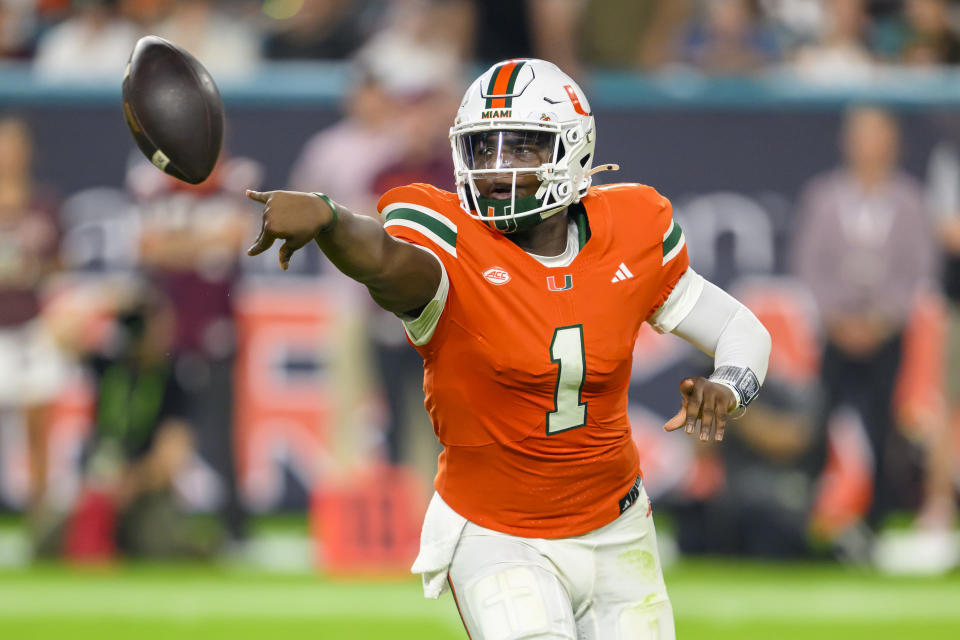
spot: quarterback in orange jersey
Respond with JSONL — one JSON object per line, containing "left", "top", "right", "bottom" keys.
{"left": 246, "top": 59, "right": 771, "bottom": 639}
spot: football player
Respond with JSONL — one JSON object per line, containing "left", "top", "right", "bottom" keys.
{"left": 246, "top": 59, "right": 771, "bottom": 639}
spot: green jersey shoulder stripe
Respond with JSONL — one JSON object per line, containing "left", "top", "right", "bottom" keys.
{"left": 662, "top": 218, "right": 685, "bottom": 265}
{"left": 382, "top": 203, "right": 457, "bottom": 257}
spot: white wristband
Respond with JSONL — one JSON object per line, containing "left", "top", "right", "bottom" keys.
{"left": 709, "top": 365, "right": 761, "bottom": 409}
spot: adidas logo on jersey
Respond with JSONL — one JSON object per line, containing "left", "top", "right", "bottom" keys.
{"left": 611, "top": 262, "right": 634, "bottom": 283}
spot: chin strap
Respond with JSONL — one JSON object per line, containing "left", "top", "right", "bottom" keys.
{"left": 587, "top": 163, "right": 620, "bottom": 178}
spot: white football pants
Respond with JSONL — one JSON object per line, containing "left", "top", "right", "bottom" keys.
{"left": 447, "top": 486, "right": 674, "bottom": 640}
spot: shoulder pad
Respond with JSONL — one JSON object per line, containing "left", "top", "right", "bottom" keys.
{"left": 377, "top": 183, "right": 448, "bottom": 215}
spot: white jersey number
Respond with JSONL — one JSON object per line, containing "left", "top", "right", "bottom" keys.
{"left": 547, "top": 325, "right": 587, "bottom": 434}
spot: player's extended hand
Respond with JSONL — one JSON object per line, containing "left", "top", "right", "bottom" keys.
{"left": 663, "top": 377, "right": 738, "bottom": 442}
{"left": 245, "top": 190, "right": 334, "bottom": 270}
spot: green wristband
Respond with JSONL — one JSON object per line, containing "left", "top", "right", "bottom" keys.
{"left": 312, "top": 192, "right": 338, "bottom": 233}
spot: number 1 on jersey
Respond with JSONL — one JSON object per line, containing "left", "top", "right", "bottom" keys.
{"left": 547, "top": 325, "right": 587, "bottom": 434}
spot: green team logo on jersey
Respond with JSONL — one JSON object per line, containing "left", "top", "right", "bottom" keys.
{"left": 546, "top": 274, "right": 573, "bottom": 292}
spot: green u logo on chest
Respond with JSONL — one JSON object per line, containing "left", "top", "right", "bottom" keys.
{"left": 546, "top": 274, "right": 573, "bottom": 291}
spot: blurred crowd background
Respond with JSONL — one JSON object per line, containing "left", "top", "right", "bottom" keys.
{"left": 7, "top": 0, "right": 960, "bottom": 78}
{"left": 0, "top": 0, "right": 959, "bottom": 576}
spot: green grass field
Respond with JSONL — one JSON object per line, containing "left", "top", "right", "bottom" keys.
{"left": 1, "top": 560, "right": 958, "bottom": 639}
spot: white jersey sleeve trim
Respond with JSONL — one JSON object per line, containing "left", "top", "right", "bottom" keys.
{"left": 382, "top": 202, "right": 458, "bottom": 232}
{"left": 384, "top": 219, "right": 457, "bottom": 257}
{"left": 382, "top": 202, "right": 458, "bottom": 257}
{"left": 648, "top": 267, "right": 705, "bottom": 334}
{"left": 397, "top": 245, "right": 449, "bottom": 346}
{"left": 662, "top": 219, "right": 686, "bottom": 265}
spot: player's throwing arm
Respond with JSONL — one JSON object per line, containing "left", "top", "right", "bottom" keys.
{"left": 245, "top": 189, "right": 441, "bottom": 315}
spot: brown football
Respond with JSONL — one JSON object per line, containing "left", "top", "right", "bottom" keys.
{"left": 122, "top": 36, "right": 224, "bottom": 185}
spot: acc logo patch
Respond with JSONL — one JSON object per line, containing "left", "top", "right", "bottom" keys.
{"left": 483, "top": 267, "right": 511, "bottom": 285}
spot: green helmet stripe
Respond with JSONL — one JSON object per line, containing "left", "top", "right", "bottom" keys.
{"left": 484, "top": 64, "right": 502, "bottom": 109}
{"left": 503, "top": 61, "right": 526, "bottom": 108}
{"left": 484, "top": 60, "right": 527, "bottom": 109}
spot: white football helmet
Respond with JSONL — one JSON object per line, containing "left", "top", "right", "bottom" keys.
{"left": 450, "top": 59, "right": 597, "bottom": 233}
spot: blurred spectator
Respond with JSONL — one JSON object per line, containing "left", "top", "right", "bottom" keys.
{"left": 370, "top": 0, "right": 472, "bottom": 67}
{"left": 129, "top": 153, "right": 260, "bottom": 544}
{"left": 33, "top": 0, "right": 141, "bottom": 79}
{"left": 53, "top": 283, "right": 214, "bottom": 559}
{"left": 287, "top": 41, "right": 459, "bottom": 476}
{"left": 35, "top": 0, "right": 73, "bottom": 21}
{"left": 463, "top": 0, "right": 535, "bottom": 63}
{"left": 676, "top": 378, "right": 820, "bottom": 557}
{"left": 0, "top": 116, "right": 66, "bottom": 528}
{"left": 284, "top": 55, "right": 409, "bottom": 275}
{"left": 902, "top": 0, "right": 960, "bottom": 65}
{"left": 463, "top": 0, "right": 581, "bottom": 67}
{"left": 577, "top": 0, "right": 693, "bottom": 71}
{"left": 791, "top": 0, "right": 876, "bottom": 83}
{"left": 791, "top": 106, "right": 937, "bottom": 530}
{"left": 875, "top": 0, "right": 960, "bottom": 66}
{"left": 369, "top": 83, "right": 457, "bottom": 195}
{"left": 263, "top": 0, "right": 386, "bottom": 61}
{"left": 679, "top": 0, "right": 780, "bottom": 74}
{"left": 151, "top": 0, "right": 260, "bottom": 78}
{"left": 287, "top": 21, "right": 464, "bottom": 206}
{"left": 287, "top": 65, "right": 405, "bottom": 210}
{"left": 363, "top": 57, "right": 459, "bottom": 475}
{"left": 759, "top": 0, "right": 827, "bottom": 52}
{"left": 923, "top": 139, "right": 960, "bottom": 529}
{"left": 0, "top": 0, "right": 39, "bottom": 59}
{"left": 118, "top": 0, "right": 173, "bottom": 29}
{"left": 361, "top": 3, "right": 463, "bottom": 193}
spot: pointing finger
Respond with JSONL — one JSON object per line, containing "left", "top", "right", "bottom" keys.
{"left": 245, "top": 189, "right": 270, "bottom": 204}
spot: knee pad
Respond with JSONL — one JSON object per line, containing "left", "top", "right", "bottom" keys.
{"left": 460, "top": 565, "right": 575, "bottom": 639}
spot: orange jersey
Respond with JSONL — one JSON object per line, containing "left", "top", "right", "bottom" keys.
{"left": 377, "top": 183, "right": 689, "bottom": 538}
